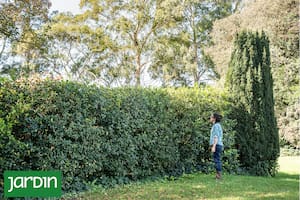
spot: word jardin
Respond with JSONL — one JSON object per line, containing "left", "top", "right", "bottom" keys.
{"left": 4, "top": 171, "right": 61, "bottom": 198}
{"left": 7, "top": 176, "right": 58, "bottom": 192}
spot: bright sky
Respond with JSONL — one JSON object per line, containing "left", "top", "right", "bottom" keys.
{"left": 50, "top": 0, "right": 81, "bottom": 14}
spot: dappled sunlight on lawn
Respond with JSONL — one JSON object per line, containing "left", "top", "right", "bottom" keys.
{"left": 206, "top": 192, "right": 288, "bottom": 200}
{"left": 77, "top": 157, "right": 299, "bottom": 199}
{"left": 204, "top": 191, "right": 292, "bottom": 200}
{"left": 256, "top": 192, "right": 288, "bottom": 199}
{"left": 192, "top": 184, "right": 206, "bottom": 189}
{"left": 243, "top": 191, "right": 288, "bottom": 199}
{"left": 276, "top": 173, "right": 299, "bottom": 182}
{"left": 207, "top": 197, "right": 241, "bottom": 200}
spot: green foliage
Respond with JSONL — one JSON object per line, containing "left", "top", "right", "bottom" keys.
{"left": 277, "top": 101, "right": 300, "bottom": 148}
{"left": 227, "top": 31, "right": 279, "bottom": 176}
{"left": 275, "top": 58, "right": 300, "bottom": 148}
{"left": 48, "top": 0, "right": 183, "bottom": 86}
{"left": 206, "top": 0, "right": 299, "bottom": 148}
{"left": 167, "top": 87, "right": 239, "bottom": 174}
{"left": 0, "top": 0, "right": 239, "bottom": 86}
{"left": 0, "top": 79, "right": 239, "bottom": 193}
{"left": 0, "top": 79, "right": 32, "bottom": 194}
{"left": 151, "top": 0, "right": 237, "bottom": 86}
{"left": 0, "top": 0, "right": 51, "bottom": 77}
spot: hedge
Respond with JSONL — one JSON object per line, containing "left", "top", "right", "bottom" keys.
{"left": 0, "top": 78, "right": 239, "bottom": 193}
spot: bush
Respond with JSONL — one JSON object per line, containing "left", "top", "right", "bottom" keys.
{"left": 0, "top": 79, "right": 33, "bottom": 194}
{"left": 227, "top": 31, "right": 280, "bottom": 176}
{"left": 0, "top": 79, "right": 239, "bottom": 193}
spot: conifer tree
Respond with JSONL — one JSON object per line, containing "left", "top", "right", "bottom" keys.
{"left": 227, "top": 31, "right": 279, "bottom": 176}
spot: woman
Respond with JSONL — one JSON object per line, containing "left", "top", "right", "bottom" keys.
{"left": 209, "top": 113, "right": 223, "bottom": 180}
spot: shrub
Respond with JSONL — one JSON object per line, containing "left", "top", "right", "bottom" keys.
{"left": 0, "top": 79, "right": 239, "bottom": 193}
{"left": 227, "top": 31, "right": 280, "bottom": 176}
{"left": 0, "top": 79, "right": 32, "bottom": 194}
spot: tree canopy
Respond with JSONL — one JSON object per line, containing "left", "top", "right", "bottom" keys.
{"left": 0, "top": 0, "right": 239, "bottom": 86}
{"left": 205, "top": 0, "right": 299, "bottom": 148}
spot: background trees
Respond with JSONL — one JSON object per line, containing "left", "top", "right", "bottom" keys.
{"left": 0, "top": 0, "right": 241, "bottom": 86}
{"left": 44, "top": 12, "right": 115, "bottom": 85}
{"left": 205, "top": 0, "right": 299, "bottom": 149}
{"left": 47, "top": 0, "right": 184, "bottom": 86}
{"left": 150, "top": 0, "right": 234, "bottom": 86}
{"left": 0, "top": 0, "right": 297, "bottom": 154}
{"left": 0, "top": 0, "right": 51, "bottom": 78}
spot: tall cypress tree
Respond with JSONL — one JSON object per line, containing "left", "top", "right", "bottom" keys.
{"left": 227, "top": 31, "right": 279, "bottom": 176}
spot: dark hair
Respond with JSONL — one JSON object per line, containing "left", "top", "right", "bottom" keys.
{"left": 212, "top": 113, "right": 222, "bottom": 122}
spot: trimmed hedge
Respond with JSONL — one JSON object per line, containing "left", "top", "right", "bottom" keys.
{"left": 0, "top": 79, "right": 239, "bottom": 192}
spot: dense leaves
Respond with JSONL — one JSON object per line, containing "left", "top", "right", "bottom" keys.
{"left": 227, "top": 31, "right": 279, "bottom": 176}
{"left": 0, "top": 78, "right": 239, "bottom": 193}
{"left": 205, "top": 0, "right": 299, "bottom": 148}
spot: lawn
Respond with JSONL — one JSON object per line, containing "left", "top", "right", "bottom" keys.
{"left": 77, "top": 156, "right": 299, "bottom": 200}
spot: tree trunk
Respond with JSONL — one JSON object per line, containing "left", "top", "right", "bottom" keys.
{"left": 135, "top": 53, "right": 141, "bottom": 86}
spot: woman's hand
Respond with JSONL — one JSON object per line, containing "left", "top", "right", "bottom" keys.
{"left": 211, "top": 136, "right": 218, "bottom": 153}
{"left": 211, "top": 145, "right": 216, "bottom": 153}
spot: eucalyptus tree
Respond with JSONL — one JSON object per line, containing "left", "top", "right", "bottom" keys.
{"left": 0, "top": 2, "right": 16, "bottom": 61}
{"left": 151, "top": 0, "right": 237, "bottom": 86}
{"left": 43, "top": 11, "right": 117, "bottom": 86}
{"left": 47, "top": 0, "right": 238, "bottom": 86}
{"left": 0, "top": 0, "right": 51, "bottom": 79}
{"left": 74, "top": 0, "right": 182, "bottom": 86}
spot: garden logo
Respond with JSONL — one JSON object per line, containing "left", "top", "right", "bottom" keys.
{"left": 4, "top": 171, "right": 61, "bottom": 198}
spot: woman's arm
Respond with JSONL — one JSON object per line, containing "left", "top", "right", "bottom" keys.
{"left": 211, "top": 136, "right": 218, "bottom": 152}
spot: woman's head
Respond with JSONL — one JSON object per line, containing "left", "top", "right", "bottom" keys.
{"left": 210, "top": 113, "right": 222, "bottom": 123}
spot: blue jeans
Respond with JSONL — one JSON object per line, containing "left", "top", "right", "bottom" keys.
{"left": 213, "top": 145, "right": 222, "bottom": 172}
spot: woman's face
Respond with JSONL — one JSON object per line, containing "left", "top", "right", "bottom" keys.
{"left": 210, "top": 115, "right": 216, "bottom": 123}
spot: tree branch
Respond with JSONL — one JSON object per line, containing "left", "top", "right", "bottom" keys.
{"left": 0, "top": 37, "right": 7, "bottom": 59}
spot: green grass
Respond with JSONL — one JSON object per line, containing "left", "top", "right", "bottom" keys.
{"left": 77, "top": 156, "right": 299, "bottom": 200}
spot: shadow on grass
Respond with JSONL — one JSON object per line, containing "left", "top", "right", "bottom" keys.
{"left": 203, "top": 172, "right": 299, "bottom": 200}
{"left": 275, "top": 172, "right": 299, "bottom": 181}
{"left": 78, "top": 172, "right": 299, "bottom": 200}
